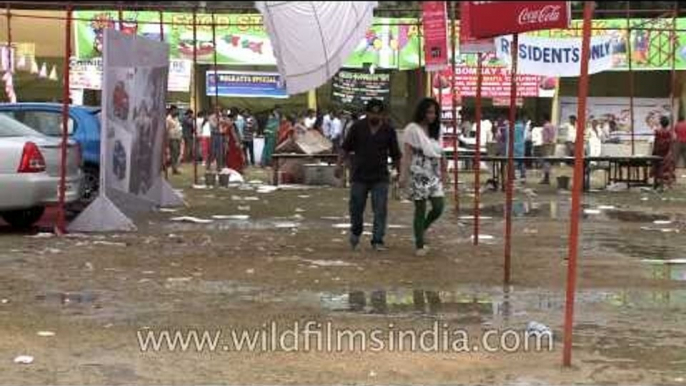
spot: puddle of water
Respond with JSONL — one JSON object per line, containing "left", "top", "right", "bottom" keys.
{"left": 165, "top": 219, "right": 304, "bottom": 231}
{"left": 36, "top": 292, "right": 98, "bottom": 305}
{"left": 647, "top": 263, "right": 686, "bottom": 282}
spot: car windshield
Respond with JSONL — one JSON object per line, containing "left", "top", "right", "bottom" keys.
{"left": 0, "top": 113, "right": 45, "bottom": 138}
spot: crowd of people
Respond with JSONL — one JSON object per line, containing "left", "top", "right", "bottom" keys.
{"left": 164, "top": 105, "right": 361, "bottom": 174}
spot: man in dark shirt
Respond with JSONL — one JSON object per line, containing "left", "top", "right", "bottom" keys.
{"left": 337, "top": 99, "right": 401, "bottom": 251}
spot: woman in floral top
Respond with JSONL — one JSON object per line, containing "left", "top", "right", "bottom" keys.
{"left": 400, "top": 98, "right": 446, "bottom": 257}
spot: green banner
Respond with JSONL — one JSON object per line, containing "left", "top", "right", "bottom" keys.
{"left": 74, "top": 11, "right": 422, "bottom": 70}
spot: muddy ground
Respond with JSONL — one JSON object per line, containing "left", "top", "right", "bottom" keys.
{"left": 0, "top": 165, "right": 685, "bottom": 385}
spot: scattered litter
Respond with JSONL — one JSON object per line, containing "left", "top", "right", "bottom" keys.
{"left": 295, "top": 208, "right": 306, "bottom": 213}
{"left": 362, "top": 231, "right": 372, "bottom": 236}
{"left": 92, "top": 241, "right": 127, "bottom": 247}
{"left": 84, "top": 262, "right": 94, "bottom": 271}
{"left": 256, "top": 185, "right": 279, "bottom": 194}
{"left": 14, "top": 355, "right": 33, "bottom": 364}
{"left": 244, "top": 196, "right": 260, "bottom": 201}
{"left": 168, "top": 234, "right": 181, "bottom": 239}
{"left": 331, "top": 238, "right": 343, "bottom": 243}
{"left": 37, "top": 331, "right": 55, "bottom": 337}
{"left": 641, "top": 197, "right": 649, "bottom": 201}
{"left": 43, "top": 248, "right": 61, "bottom": 254}
{"left": 237, "top": 206, "right": 251, "bottom": 211}
{"left": 653, "top": 220, "right": 673, "bottom": 225}
{"left": 522, "top": 188, "right": 537, "bottom": 197}
{"left": 641, "top": 259, "right": 686, "bottom": 264}
{"left": 166, "top": 277, "right": 192, "bottom": 283}
{"left": 459, "top": 216, "right": 493, "bottom": 220}
{"left": 192, "top": 184, "right": 208, "bottom": 190}
{"left": 231, "top": 196, "right": 243, "bottom": 201}
{"left": 291, "top": 214, "right": 304, "bottom": 220}
{"left": 523, "top": 228, "right": 538, "bottom": 235}
{"left": 471, "top": 234, "right": 495, "bottom": 241}
{"left": 332, "top": 223, "right": 350, "bottom": 229}
{"left": 661, "top": 228, "right": 680, "bottom": 233}
{"left": 606, "top": 182, "right": 628, "bottom": 192}
{"left": 245, "top": 269, "right": 255, "bottom": 275}
{"left": 369, "top": 370, "right": 377, "bottom": 377}
{"left": 1, "top": 299, "right": 8, "bottom": 304}
{"left": 298, "top": 195, "right": 311, "bottom": 199}
{"left": 584, "top": 209, "right": 601, "bottom": 215}
{"left": 275, "top": 222, "right": 300, "bottom": 229}
{"left": 387, "top": 224, "right": 409, "bottom": 229}
{"left": 138, "top": 278, "right": 152, "bottom": 284}
{"left": 158, "top": 208, "right": 179, "bottom": 213}
{"left": 27, "top": 232, "right": 54, "bottom": 239}
{"left": 142, "top": 271, "right": 155, "bottom": 275}
{"left": 212, "top": 215, "right": 250, "bottom": 220}
{"left": 597, "top": 205, "right": 616, "bottom": 210}
{"left": 305, "top": 248, "right": 315, "bottom": 253}
{"left": 170, "top": 216, "right": 214, "bottom": 224}
{"left": 305, "top": 259, "right": 355, "bottom": 267}
{"left": 220, "top": 168, "right": 244, "bottom": 183}
{"left": 526, "top": 321, "right": 551, "bottom": 335}
{"left": 65, "top": 233, "right": 92, "bottom": 239}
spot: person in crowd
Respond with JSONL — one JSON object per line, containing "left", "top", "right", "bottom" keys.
{"left": 337, "top": 99, "right": 401, "bottom": 252}
{"left": 181, "top": 109, "right": 195, "bottom": 162}
{"left": 194, "top": 111, "right": 206, "bottom": 162}
{"left": 399, "top": 98, "right": 445, "bottom": 257}
{"left": 524, "top": 115, "right": 534, "bottom": 168}
{"left": 586, "top": 118, "right": 603, "bottom": 157}
{"left": 329, "top": 111, "right": 343, "bottom": 151}
{"left": 261, "top": 106, "right": 281, "bottom": 167}
{"left": 322, "top": 110, "right": 334, "bottom": 139}
{"left": 234, "top": 108, "right": 246, "bottom": 142}
{"left": 294, "top": 114, "right": 309, "bottom": 137}
{"left": 304, "top": 109, "right": 317, "bottom": 129}
{"left": 242, "top": 109, "right": 256, "bottom": 166}
{"left": 277, "top": 115, "right": 296, "bottom": 145}
{"left": 223, "top": 113, "right": 245, "bottom": 173}
{"left": 207, "top": 106, "right": 226, "bottom": 171}
{"left": 495, "top": 116, "right": 508, "bottom": 156}
{"left": 674, "top": 115, "right": 686, "bottom": 168}
{"left": 539, "top": 115, "right": 556, "bottom": 185}
{"left": 652, "top": 116, "right": 676, "bottom": 189}
{"left": 166, "top": 105, "right": 183, "bottom": 175}
{"left": 563, "top": 115, "right": 578, "bottom": 157}
{"left": 513, "top": 116, "right": 527, "bottom": 181}
{"left": 200, "top": 111, "right": 212, "bottom": 163}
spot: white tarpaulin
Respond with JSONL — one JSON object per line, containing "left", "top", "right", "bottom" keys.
{"left": 69, "top": 29, "right": 182, "bottom": 233}
{"left": 255, "top": 1, "right": 377, "bottom": 95}
{"left": 496, "top": 35, "right": 614, "bottom": 77}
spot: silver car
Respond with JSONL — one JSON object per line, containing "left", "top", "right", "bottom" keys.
{"left": 0, "top": 114, "right": 82, "bottom": 228}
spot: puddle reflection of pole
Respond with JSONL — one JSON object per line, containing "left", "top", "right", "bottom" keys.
{"left": 626, "top": 3, "right": 635, "bottom": 155}
{"left": 474, "top": 53, "right": 483, "bottom": 245}
{"left": 160, "top": 8, "right": 168, "bottom": 180}
{"left": 503, "top": 33, "right": 518, "bottom": 285}
{"left": 212, "top": 13, "right": 219, "bottom": 107}
{"left": 57, "top": 4, "right": 73, "bottom": 235}
{"left": 450, "top": 2, "right": 459, "bottom": 212}
{"left": 670, "top": 2, "right": 678, "bottom": 131}
{"left": 192, "top": 9, "right": 199, "bottom": 185}
{"left": 563, "top": 1, "right": 594, "bottom": 368}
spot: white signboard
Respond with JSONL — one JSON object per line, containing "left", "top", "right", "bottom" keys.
{"left": 69, "top": 29, "right": 182, "bottom": 233}
{"left": 69, "top": 57, "right": 191, "bottom": 92}
{"left": 496, "top": 35, "right": 614, "bottom": 77}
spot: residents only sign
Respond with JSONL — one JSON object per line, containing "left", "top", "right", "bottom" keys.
{"left": 495, "top": 35, "right": 614, "bottom": 77}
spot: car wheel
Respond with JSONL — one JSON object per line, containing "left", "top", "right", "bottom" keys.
{"left": 82, "top": 165, "right": 100, "bottom": 202}
{"left": 1, "top": 207, "right": 46, "bottom": 229}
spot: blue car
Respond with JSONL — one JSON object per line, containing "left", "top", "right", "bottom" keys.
{"left": 0, "top": 103, "right": 101, "bottom": 199}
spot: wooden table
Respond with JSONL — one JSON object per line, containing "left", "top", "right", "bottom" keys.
{"left": 271, "top": 153, "right": 340, "bottom": 186}
{"left": 455, "top": 155, "right": 662, "bottom": 192}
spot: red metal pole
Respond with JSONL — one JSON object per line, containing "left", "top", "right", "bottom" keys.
{"left": 118, "top": 6, "right": 123, "bottom": 30}
{"left": 212, "top": 13, "right": 219, "bottom": 106}
{"left": 504, "top": 33, "right": 518, "bottom": 285}
{"left": 450, "top": 2, "right": 459, "bottom": 211}
{"left": 670, "top": 2, "right": 679, "bottom": 129}
{"left": 160, "top": 8, "right": 168, "bottom": 180}
{"left": 627, "top": 3, "right": 635, "bottom": 155}
{"left": 57, "top": 4, "right": 73, "bottom": 235}
{"left": 473, "top": 53, "right": 483, "bottom": 246}
{"left": 563, "top": 1, "right": 594, "bottom": 368}
{"left": 417, "top": 21, "right": 424, "bottom": 100}
{"left": 6, "top": 4, "right": 12, "bottom": 78}
{"left": 192, "top": 9, "right": 198, "bottom": 185}
{"left": 158, "top": 9, "right": 164, "bottom": 41}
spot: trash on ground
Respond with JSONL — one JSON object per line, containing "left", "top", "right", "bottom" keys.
{"left": 237, "top": 206, "right": 251, "bottom": 211}
{"left": 597, "top": 205, "right": 616, "bottom": 210}
{"left": 606, "top": 183, "right": 629, "bottom": 192}
{"left": 295, "top": 208, "right": 306, "bottom": 213}
{"left": 170, "top": 216, "right": 214, "bottom": 224}
{"left": 653, "top": 220, "right": 673, "bottom": 225}
{"left": 526, "top": 321, "right": 552, "bottom": 335}
{"left": 27, "top": 232, "right": 54, "bottom": 239}
{"left": 298, "top": 195, "right": 311, "bottom": 199}
{"left": 84, "top": 262, "right": 94, "bottom": 271}
{"left": 305, "top": 259, "right": 356, "bottom": 267}
{"left": 92, "top": 241, "right": 127, "bottom": 247}
{"left": 1, "top": 299, "right": 9, "bottom": 304}
{"left": 166, "top": 277, "right": 193, "bottom": 283}
{"left": 14, "top": 355, "right": 34, "bottom": 364}
{"left": 158, "top": 208, "right": 179, "bottom": 213}
{"left": 471, "top": 234, "right": 495, "bottom": 241}
{"left": 192, "top": 184, "right": 208, "bottom": 190}
{"left": 459, "top": 216, "right": 493, "bottom": 220}
{"left": 212, "top": 215, "right": 250, "bottom": 220}
{"left": 256, "top": 185, "right": 279, "bottom": 194}
{"left": 584, "top": 209, "right": 601, "bottom": 215}
{"left": 275, "top": 222, "right": 300, "bottom": 228}
{"left": 244, "top": 196, "right": 260, "bottom": 201}
{"left": 641, "top": 259, "right": 686, "bottom": 264}
{"left": 245, "top": 268, "right": 255, "bottom": 275}
{"left": 37, "top": 331, "right": 55, "bottom": 337}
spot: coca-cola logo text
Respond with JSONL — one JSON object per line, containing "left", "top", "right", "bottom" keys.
{"left": 518, "top": 5, "right": 562, "bottom": 25}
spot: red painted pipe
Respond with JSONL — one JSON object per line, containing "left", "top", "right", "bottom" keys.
{"left": 473, "top": 53, "right": 483, "bottom": 246}
{"left": 503, "top": 34, "right": 518, "bottom": 285}
{"left": 563, "top": 0, "right": 595, "bottom": 368}
{"left": 57, "top": 5, "right": 73, "bottom": 235}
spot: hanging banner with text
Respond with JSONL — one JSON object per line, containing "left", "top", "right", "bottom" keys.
{"left": 463, "top": 1, "right": 571, "bottom": 39}
{"left": 458, "top": 2, "right": 495, "bottom": 54}
{"left": 206, "top": 71, "right": 287, "bottom": 98}
{"left": 433, "top": 65, "right": 555, "bottom": 106}
{"left": 422, "top": 2, "right": 449, "bottom": 71}
{"left": 69, "top": 57, "right": 192, "bottom": 92}
{"left": 331, "top": 69, "right": 391, "bottom": 108}
{"left": 495, "top": 35, "right": 614, "bottom": 77}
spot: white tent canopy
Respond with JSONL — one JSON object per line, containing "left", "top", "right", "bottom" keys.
{"left": 256, "top": 1, "right": 378, "bottom": 95}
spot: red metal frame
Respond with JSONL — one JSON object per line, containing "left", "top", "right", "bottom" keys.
{"left": 56, "top": 4, "right": 72, "bottom": 235}
{"left": 504, "top": 34, "right": 518, "bottom": 285}
{"left": 450, "top": 2, "right": 459, "bottom": 210}
{"left": 563, "top": 0, "right": 594, "bottom": 368}
{"left": 192, "top": 9, "right": 198, "bottom": 185}
{"left": 473, "top": 53, "right": 483, "bottom": 246}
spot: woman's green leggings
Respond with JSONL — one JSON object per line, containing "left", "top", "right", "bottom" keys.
{"left": 414, "top": 197, "right": 444, "bottom": 249}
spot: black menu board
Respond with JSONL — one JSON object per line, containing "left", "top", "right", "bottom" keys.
{"left": 331, "top": 69, "right": 391, "bottom": 108}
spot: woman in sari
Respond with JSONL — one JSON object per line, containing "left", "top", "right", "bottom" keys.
{"left": 652, "top": 116, "right": 676, "bottom": 189}
{"left": 223, "top": 115, "right": 245, "bottom": 174}
{"left": 261, "top": 107, "right": 280, "bottom": 167}
{"left": 277, "top": 115, "right": 296, "bottom": 145}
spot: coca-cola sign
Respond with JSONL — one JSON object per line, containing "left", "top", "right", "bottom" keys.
{"left": 465, "top": 1, "right": 571, "bottom": 39}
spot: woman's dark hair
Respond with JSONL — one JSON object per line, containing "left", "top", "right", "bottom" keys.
{"left": 660, "top": 116, "right": 670, "bottom": 129}
{"left": 413, "top": 98, "right": 441, "bottom": 140}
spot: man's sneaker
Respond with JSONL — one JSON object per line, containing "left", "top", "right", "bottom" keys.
{"left": 415, "top": 247, "right": 430, "bottom": 257}
{"left": 349, "top": 234, "right": 360, "bottom": 251}
{"left": 371, "top": 243, "right": 388, "bottom": 252}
